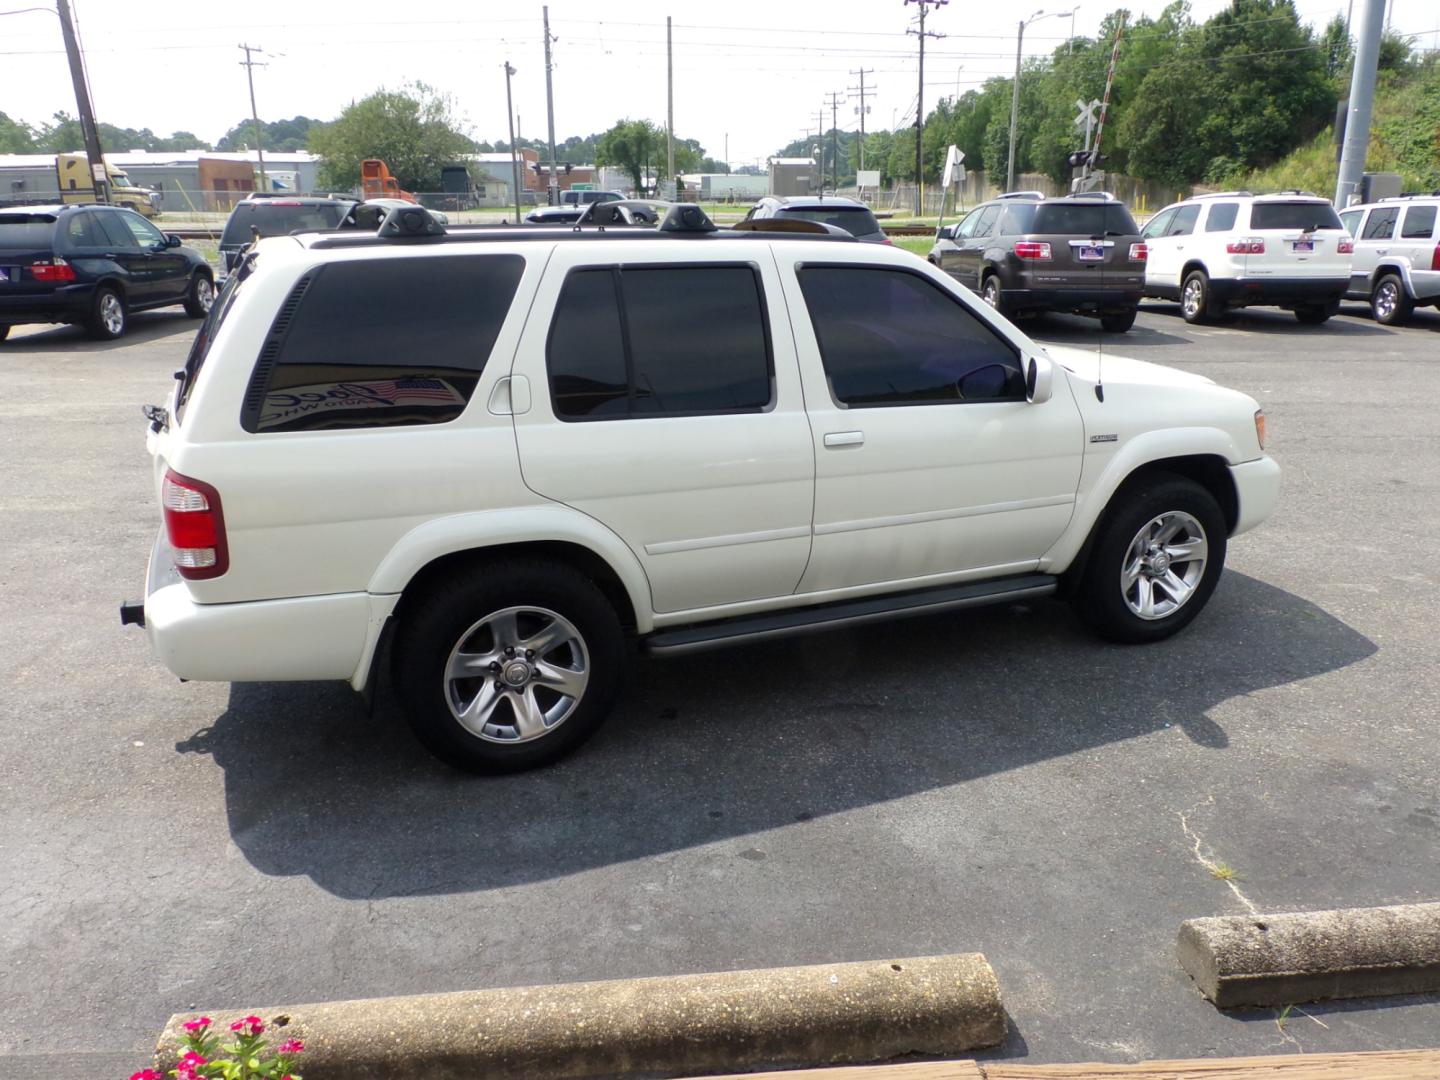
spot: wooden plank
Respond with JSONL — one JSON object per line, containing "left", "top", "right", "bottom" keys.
{"left": 701, "top": 1062, "right": 984, "bottom": 1080}
{"left": 982, "top": 1049, "right": 1440, "bottom": 1079}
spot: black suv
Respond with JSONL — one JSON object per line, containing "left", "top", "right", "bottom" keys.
{"left": 743, "top": 196, "right": 890, "bottom": 243}
{"left": 0, "top": 203, "right": 214, "bottom": 342}
{"left": 218, "top": 195, "right": 357, "bottom": 273}
{"left": 929, "top": 192, "right": 1146, "bottom": 332}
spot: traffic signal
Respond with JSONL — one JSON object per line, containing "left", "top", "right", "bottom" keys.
{"left": 1066, "top": 150, "right": 1108, "bottom": 169}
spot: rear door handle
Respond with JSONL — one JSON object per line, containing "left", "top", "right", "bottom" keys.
{"left": 823, "top": 431, "right": 865, "bottom": 448}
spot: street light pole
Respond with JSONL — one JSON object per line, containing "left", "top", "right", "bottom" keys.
{"left": 504, "top": 62, "right": 521, "bottom": 223}
{"left": 542, "top": 6, "right": 560, "bottom": 206}
{"left": 1007, "top": 9, "right": 1070, "bottom": 192}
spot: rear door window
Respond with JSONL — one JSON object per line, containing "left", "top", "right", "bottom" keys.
{"left": 971, "top": 205, "right": 1001, "bottom": 237}
{"left": 93, "top": 212, "right": 140, "bottom": 250}
{"left": 1203, "top": 203, "right": 1239, "bottom": 232}
{"left": 243, "top": 254, "right": 524, "bottom": 433}
{"left": 1250, "top": 202, "right": 1344, "bottom": 231}
{"left": 1401, "top": 205, "right": 1437, "bottom": 239}
{"left": 118, "top": 210, "right": 165, "bottom": 247}
{"left": 1361, "top": 207, "right": 1398, "bottom": 240}
{"left": 547, "top": 264, "right": 773, "bottom": 420}
{"left": 797, "top": 266, "right": 1024, "bottom": 407}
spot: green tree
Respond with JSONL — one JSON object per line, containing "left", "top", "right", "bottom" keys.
{"left": 308, "top": 84, "right": 473, "bottom": 191}
{"left": 595, "top": 119, "right": 664, "bottom": 191}
{"left": 218, "top": 116, "right": 320, "bottom": 153}
{"left": 0, "top": 112, "right": 37, "bottom": 153}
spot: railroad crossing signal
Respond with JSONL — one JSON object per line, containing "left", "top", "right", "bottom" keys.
{"left": 1073, "top": 98, "right": 1100, "bottom": 132}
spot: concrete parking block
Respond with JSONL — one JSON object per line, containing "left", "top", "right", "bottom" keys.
{"left": 154, "top": 953, "right": 1005, "bottom": 1080}
{"left": 1177, "top": 903, "right": 1440, "bottom": 1008}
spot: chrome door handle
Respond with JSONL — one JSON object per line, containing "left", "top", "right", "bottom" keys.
{"left": 1376, "top": 248, "right": 1388, "bottom": 255}
{"left": 824, "top": 431, "right": 865, "bottom": 448}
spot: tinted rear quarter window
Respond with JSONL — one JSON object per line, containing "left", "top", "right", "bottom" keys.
{"left": 1204, "top": 203, "right": 1239, "bottom": 232}
{"left": 1250, "top": 202, "right": 1344, "bottom": 231}
{"left": 1032, "top": 203, "right": 1139, "bottom": 235}
{"left": 245, "top": 254, "right": 524, "bottom": 432}
{"left": 1401, "top": 205, "right": 1437, "bottom": 239}
{"left": 798, "top": 267, "right": 1023, "bottom": 407}
{"left": 0, "top": 215, "right": 56, "bottom": 248}
{"left": 547, "top": 265, "right": 773, "bottom": 420}
{"left": 1000, "top": 204, "right": 1038, "bottom": 233}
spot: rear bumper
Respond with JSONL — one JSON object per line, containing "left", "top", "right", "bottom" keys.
{"left": 1208, "top": 277, "right": 1347, "bottom": 308}
{"left": 0, "top": 283, "right": 94, "bottom": 324}
{"left": 1229, "top": 456, "right": 1282, "bottom": 537}
{"left": 1001, "top": 286, "right": 1142, "bottom": 312}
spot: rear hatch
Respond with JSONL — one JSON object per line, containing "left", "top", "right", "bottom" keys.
{"left": 218, "top": 201, "right": 350, "bottom": 269}
{"left": 0, "top": 213, "right": 60, "bottom": 297}
{"left": 776, "top": 205, "right": 887, "bottom": 242}
{"left": 1241, "top": 199, "right": 1348, "bottom": 280}
{"left": 1016, "top": 201, "right": 1144, "bottom": 286}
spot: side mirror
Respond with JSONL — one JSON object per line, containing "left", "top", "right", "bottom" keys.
{"left": 1026, "top": 354, "right": 1054, "bottom": 405}
{"left": 165, "top": 233, "right": 182, "bottom": 248}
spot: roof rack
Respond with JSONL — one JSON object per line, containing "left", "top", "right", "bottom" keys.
{"left": 1065, "top": 191, "right": 1117, "bottom": 201}
{"left": 1380, "top": 191, "right": 1440, "bottom": 201}
{"left": 1189, "top": 191, "right": 1253, "bottom": 199}
{"left": 1260, "top": 189, "right": 1321, "bottom": 198}
{"left": 997, "top": 190, "right": 1045, "bottom": 200}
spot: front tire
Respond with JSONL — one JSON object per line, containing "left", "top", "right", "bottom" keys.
{"left": 1370, "top": 273, "right": 1413, "bottom": 326}
{"left": 393, "top": 558, "right": 625, "bottom": 773}
{"left": 85, "top": 286, "right": 126, "bottom": 340}
{"left": 1100, "top": 308, "right": 1137, "bottom": 333}
{"left": 1073, "top": 474, "right": 1227, "bottom": 644}
{"left": 183, "top": 272, "right": 215, "bottom": 318}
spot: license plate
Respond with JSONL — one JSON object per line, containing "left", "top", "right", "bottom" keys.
{"left": 1291, "top": 240, "right": 1314, "bottom": 253}
{"left": 1077, "top": 245, "right": 1105, "bottom": 261}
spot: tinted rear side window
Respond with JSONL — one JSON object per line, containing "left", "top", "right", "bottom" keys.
{"left": 1000, "top": 203, "right": 1038, "bottom": 233}
{"left": 1204, "top": 203, "right": 1239, "bottom": 232}
{"left": 547, "top": 264, "right": 773, "bottom": 420}
{"left": 1401, "top": 205, "right": 1437, "bottom": 239}
{"left": 0, "top": 216, "right": 56, "bottom": 248}
{"left": 221, "top": 203, "right": 350, "bottom": 245}
{"left": 797, "top": 267, "right": 1023, "bottom": 407}
{"left": 245, "top": 254, "right": 523, "bottom": 433}
{"left": 1032, "top": 203, "right": 1139, "bottom": 235}
{"left": 1250, "top": 202, "right": 1343, "bottom": 230}
{"left": 777, "top": 207, "right": 882, "bottom": 237}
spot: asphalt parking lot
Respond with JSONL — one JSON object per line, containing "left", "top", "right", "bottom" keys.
{"left": 2, "top": 300, "right": 1438, "bottom": 1078}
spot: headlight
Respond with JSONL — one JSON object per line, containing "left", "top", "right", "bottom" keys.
{"left": 1254, "top": 409, "right": 1266, "bottom": 451}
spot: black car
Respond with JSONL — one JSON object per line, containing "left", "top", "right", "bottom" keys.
{"left": 0, "top": 203, "right": 214, "bottom": 342}
{"left": 743, "top": 195, "right": 891, "bottom": 243}
{"left": 929, "top": 191, "right": 1146, "bottom": 332}
{"left": 524, "top": 205, "right": 586, "bottom": 224}
{"left": 218, "top": 196, "right": 357, "bottom": 273}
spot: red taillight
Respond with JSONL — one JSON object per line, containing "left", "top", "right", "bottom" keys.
{"left": 1226, "top": 237, "right": 1265, "bottom": 255}
{"left": 30, "top": 256, "right": 77, "bottom": 283}
{"left": 1337, "top": 237, "right": 1354, "bottom": 255}
{"left": 1432, "top": 243, "right": 1440, "bottom": 272}
{"left": 1014, "top": 241, "right": 1051, "bottom": 260}
{"left": 880, "top": 236, "right": 894, "bottom": 245}
{"left": 1129, "top": 243, "right": 1148, "bottom": 261}
{"left": 162, "top": 470, "right": 228, "bottom": 579}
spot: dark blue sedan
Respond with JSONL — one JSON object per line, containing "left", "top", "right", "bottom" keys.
{"left": 0, "top": 203, "right": 214, "bottom": 342}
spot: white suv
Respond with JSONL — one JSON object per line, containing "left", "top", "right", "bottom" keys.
{"left": 1339, "top": 194, "right": 1440, "bottom": 325}
{"left": 123, "top": 205, "right": 1280, "bottom": 772}
{"left": 1141, "top": 191, "right": 1352, "bottom": 324}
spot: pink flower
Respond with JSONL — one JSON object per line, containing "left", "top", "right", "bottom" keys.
{"left": 229, "top": 1015, "right": 265, "bottom": 1037}
{"left": 182, "top": 1017, "right": 212, "bottom": 1034}
{"left": 278, "top": 1039, "right": 304, "bottom": 1055}
{"left": 180, "top": 1051, "right": 207, "bottom": 1068}
{"left": 130, "top": 1070, "right": 162, "bottom": 1080}
{"left": 175, "top": 1065, "right": 197, "bottom": 1080}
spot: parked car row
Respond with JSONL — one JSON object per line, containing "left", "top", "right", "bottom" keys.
{"left": 928, "top": 188, "right": 1440, "bottom": 330}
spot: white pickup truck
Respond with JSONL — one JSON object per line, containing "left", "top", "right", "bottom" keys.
{"left": 124, "top": 205, "right": 1280, "bottom": 772}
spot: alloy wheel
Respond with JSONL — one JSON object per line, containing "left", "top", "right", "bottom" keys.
{"left": 1182, "top": 279, "right": 1203, "bottom": 320}
{"left": 1120, "top": 511, "right": 1209, "bottom": 620}
{"left": 1374, "top": 280, "right": 1398, "bottom": 321}
{"left": 101, "top": 293, "right": 124, "bottom": 335}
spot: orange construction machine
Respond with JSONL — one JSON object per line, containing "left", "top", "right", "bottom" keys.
{"left": 360, "top": 159, "right": 417, "bottom": 202}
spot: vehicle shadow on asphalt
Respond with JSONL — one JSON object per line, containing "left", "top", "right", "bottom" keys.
{"left": 0, "top": 312, "right": 198, "bottom": 353}
{"left": 1025, "top": 312, "right": 1195, "bottom": 348}
{"left": 1138, "top": 303, "right": 1397, "bottom": 336}
{"left": 183, "top": 572, "right": 1376, "bottom": 900}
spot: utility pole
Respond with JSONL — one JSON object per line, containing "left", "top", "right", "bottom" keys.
{"left": 1007, "top": 10, "right": 1071, "bottom": 193}
{"left": 542, "top": 6, "right": 560, "bottom": 206}
{"left": 816, "top": 107, "right": 825, "bottom": 191}
{"left": 504, "top": 62, "right": 522, "bottom": 223}
{"left": 849, "top": 68, "right": 874, "bottom": 170}
{"left": 238, "top": 43, "right": 269, "bottom": 190}
{"left": 56, "top": 0, "right": 108, "bottom": 204}
{"left": 1336, "top": 0, "right": 1386, "bottom": 208}
{"left": 825, "top": 91, "right": 844, "bottom": 192}
{"left": 725, "top": 132, "right": 729, "bottom": 172}
{"left": 905, "top": 0, "right": 947, "bottom": 215}
{"left": 666, "top": 16, "right": 675, "bottom": 197}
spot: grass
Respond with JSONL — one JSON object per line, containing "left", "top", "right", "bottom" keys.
{"left": 1209, "top": 862, "right": 1241, "bottom": 881}
{"left": 892, "top": 236, "right": 933, "bottom": 258}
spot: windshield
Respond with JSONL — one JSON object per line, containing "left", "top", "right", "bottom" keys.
{"left": 0, "top": 215, "right": 56, "bottom": 248}
{"left": 220, "top": 203, "right": 350, "bottom": 244}
{"left": 1250, "top": 202, "right": 1343, "bottom": 231}
{"left": 1031, "top": 203, "right": 1139, "bottom": 235}
{"left": 776, "top": 206, "right": 882, "bottom": 237}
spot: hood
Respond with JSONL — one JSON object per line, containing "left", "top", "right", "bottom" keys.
{"left": 1041, "top": 344, "right": 1215, "bottom": 390}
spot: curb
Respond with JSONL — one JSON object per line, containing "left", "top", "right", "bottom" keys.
{"left": 1177, "top": 902, "right": 1440, "bottom": 1008}
{"left": 155, "top": 953, "right": 1004, "bottom": 1079}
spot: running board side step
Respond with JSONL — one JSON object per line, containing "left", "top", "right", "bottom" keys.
{"left": 643, "top": 574, "right": 1058, "bottom": 657}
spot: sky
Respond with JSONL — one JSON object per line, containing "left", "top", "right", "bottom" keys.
{"left": 2, "top": 0, "right": 1437, "bottom": 168}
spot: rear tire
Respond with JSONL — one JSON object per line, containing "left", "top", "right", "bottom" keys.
{"left": 1370, "top": 273, "right": 1413, "bottom": 326}
{"left": 1100, "top": 308, "right": 1137, "bottom": 333}
{"left": 85, "top": 286, "right": 126, "bottom": 340}
{"left": 1073, "top": 473, "right": 1227, "bottom": 644}
{"left": 1294, "top": 301, "right": 1338, "bottom": 325}
{"left": 0, "top": 325, "right": 9, "bottom": 343}
{"left": 183, "top": 272, "right": 215, "bottom": 318}
{"left": 393, "top": 558, "right": 625, "bottom": 773}
{"left": 1180, "top": 270, "right": 1218, "bottom": 324}
{"left": 981, "top": 274, "right": 1008, "bottom": 317}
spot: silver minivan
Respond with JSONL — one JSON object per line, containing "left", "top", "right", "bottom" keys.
{"left": 1339, "top": 195, "right": 1440, "bottom": 325}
